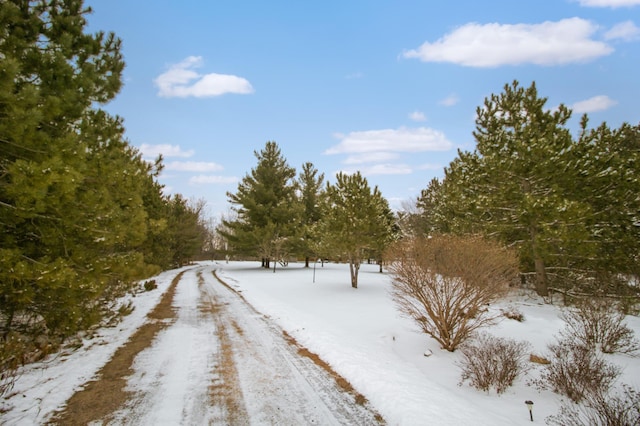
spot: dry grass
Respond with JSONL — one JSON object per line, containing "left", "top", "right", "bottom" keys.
{"left": 47, "top": 271, "right": 185, "bottom": 425}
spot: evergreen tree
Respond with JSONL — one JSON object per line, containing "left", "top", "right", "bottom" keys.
{"left": 0, "top": 0, "right": 138, "bottom": 337}
{"left": 420, "top": 81, "right": 640, "bottom": 299}
{"left": 221, "top": 141, "right": 300, "bottom": 268}
{"left": 297, "top": 162, "right": 324, "bottom": 267}
{"left": 0, "top": 0, "right": 193, "bottom": 355}
{"left": 165, "top": 195, "right": 208, "bottom": 267}
{"left": 570, "top": 118, "right": 640, "bottom": 294}
{"left": 320, "top": 171, "right": 391, "bottom": 288}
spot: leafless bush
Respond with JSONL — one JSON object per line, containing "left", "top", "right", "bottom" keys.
{"left": 458, "top": 332, "right": 531, "bottom": 393}
{"left": 546, "top": 384, "right": 640, "bottom": 426}
{"left": 538, "top": 338, "right": 620, "bottom": 403}
{"left": 501, "top": 304, "right": 525, "bottom": 322}
{"left": 1, "top": 333, "right": 26, "bottom": 397}
{"left": 560, "top": 299, "right": 639, "bottom": 355}
{"left": 386, "top": 234, "right": 519, "bottom": 351}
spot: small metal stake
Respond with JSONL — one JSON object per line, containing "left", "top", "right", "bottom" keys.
{"left": 525, "top": 400, "right": 534, "bottom": 422}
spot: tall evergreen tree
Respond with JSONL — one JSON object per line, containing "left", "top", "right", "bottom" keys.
{"left": 419, "top": 81, "right": 640, "bottom": 299}
{"left": 0, "top": 0, "right": 186, "bottom": 352}
{"left": 297, "top": 162, "right": 324, "bottom": 267}
{"left": 570, "top": 118, "right": 640, "bottom": 294}
{"left": 221, "top": 141, "right": 300, "bottom": 268}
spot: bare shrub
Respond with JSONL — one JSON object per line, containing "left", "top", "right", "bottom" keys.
{"left": 547, "top": 384, "right": 640, "bottom": 426}
{"left": 501, "top": 305, "right": 525, "bottom": 322}
{"left": 560, "top": 298, "right": 639, "bottom": 355}
{"left": 386, "top": 234, "right": 519, "bottom": 351}
{"left": 1, "top": 333, "right": 26, "bottom": 396}
{"left": 538, "top": 338, "right": 620, "bottom": 403}
{"left": 458, "top": 332, "right": 531, "bottom": 393}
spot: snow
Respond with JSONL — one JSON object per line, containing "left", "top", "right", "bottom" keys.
{"left": 3, "top": 260, "right": 640, "bottom": 425}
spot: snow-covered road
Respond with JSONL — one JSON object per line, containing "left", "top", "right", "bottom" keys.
{"left": 51, "top": 264, "right": 382, "bottom": 425}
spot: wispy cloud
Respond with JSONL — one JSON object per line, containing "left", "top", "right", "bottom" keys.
{"left": 409, "top": 111, "right": 427, "bottom": 122}
{"left": 140, "top": 143, "right": 194, "bottom": 159}
{"left": 604, "top": 21, "right": 640, "bottom": 41}
{"left": 344, "top": 152, "right": 400, "bottom": 165}
{"left": 574, "top": 0, "right": 640, "bottom": 7}
{"left": 165, "top": 161, "right": 224, "bottom": 172}
{"left": 189, "top": 175, "right": 239, "bottom": 185}
{"left": 571, "top": 95, "right": 618, "bottom": 113}
{"left": 439, "top": 94, "right": 459, "bottom": 107}
{"left": 402, "top": 18, "right": 612, "bottom": 67}
{"left": 154, "top": 56, "right": 254, "bottom": 98}
{"left": 326, "top": 127, "right": 452, "bottom": 177}
{"left": 326, "top": 127, "right": 452, "bottom": 155}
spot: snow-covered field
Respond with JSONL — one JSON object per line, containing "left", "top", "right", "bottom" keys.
{"left": 2, "top": 260, "right": 639, "bottom": 425}
{"left": 214, "top": 260, "right": 640, "bottom": 425}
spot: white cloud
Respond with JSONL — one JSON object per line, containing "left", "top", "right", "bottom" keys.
{"left": 360, "top": 164, "right": 413, "bottom": 176}
{"left": 189, "top": 175, "right": 239, "bottom": 185}
{"left": 409, "top": 111, "right": 427, "bottom": 122}
{"left": 154, "top": 56, "right": 254, "bottom": 98}
{"left": 344, "top": 152, "right": 400, "bottom": 165}
{"left": 165, "top": 161, "right": 224, "bottom": 172}
{"left": 325, "top": 127, "right": 453, "bottom": 155}
{"left": 140, "top": 143, "right": 194, "bottom": 159}
{"left": 604, "top": 21, "right": 640, "bottom": 41}
{"left": 571, "top": 95, "right": 618, "bottom": 113}
{"left": 402, "top": 18, "right": 613, "bottom": 67}
{"left": 575, "top": 0, "right": 640, "bottom": 7}
{"left": 439, "top": 94, "right": 459, "bottom": 107}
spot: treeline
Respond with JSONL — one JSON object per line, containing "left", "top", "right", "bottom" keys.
{"left": 407, "top": 81, "right": 640, "bottom": 302}
{"left": 220, "top": 142, "right": 398, "bottom": 289}
{"left": 1, "top": 0, "right": 206, "bottom": 382}
{"left": 222, "top": 82, "right": 640, "bottom": 306}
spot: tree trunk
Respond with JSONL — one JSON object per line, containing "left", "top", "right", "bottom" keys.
{"left": 529, "top": 225, "right": 549, "bottom": 297}
{"left": 349, "top": 260, "right": 360, "bottom": 288}
{"left": 534, "top": 257, "right": 548, "bottom": 296}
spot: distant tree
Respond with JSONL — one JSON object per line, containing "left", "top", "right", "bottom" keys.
{"left": 369, "top": 196, "right": 400, "bottom": 272}
{"left": 320, "top": 172, "right": 391, "bottom": 288}
{"left": 386, "top": 234, "right": 519, "bottom": 351}
{"left": 166, "top": 196, "right": 208, "bottom": 267}
{"left": 221, "top": 141, "right": 300, "bottom": 269}
{"left": 395, "top": 198, "right": 424, "bottom": 238}
{"left": 297, "top": 162, "right": 325, "bottom": 267}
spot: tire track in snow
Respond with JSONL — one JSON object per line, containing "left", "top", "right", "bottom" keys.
{"left": 205, "top": 266, "right": 385, "bottom": 425}
{"left": 49, "top": 264, "right": 384, "bottom": 425}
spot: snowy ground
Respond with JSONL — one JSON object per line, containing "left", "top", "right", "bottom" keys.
{"left": 2, "top": 260, "right": 639, "bottom": 425}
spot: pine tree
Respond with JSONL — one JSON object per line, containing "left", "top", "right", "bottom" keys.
{"left": 222, "top": 141, "right": 300, "bottom": 268}
{"left": 297, "top": 162, "right": 324, "bottom": 267}
{"left": 320, "top": 171, "right": 391, "bottom": 288}
{"left": 0, "top": 0, "right": 164, "bottom": 343}
{"left": 430, "top": 81, "right": 591, "bottom": 296}
{"left": 570, "top": 118, "right": 640, "bottom": 295}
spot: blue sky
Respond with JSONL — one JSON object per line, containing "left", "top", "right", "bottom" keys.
{"left": 85, "top": 0, "right": 640, "bottom": 218}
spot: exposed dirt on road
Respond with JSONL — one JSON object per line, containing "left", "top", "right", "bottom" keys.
{"left": 48, "top": 272, "right": 186, "bottom": 425}
{"left": 47, "top": 265, "right": 385, "bottom": 425}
